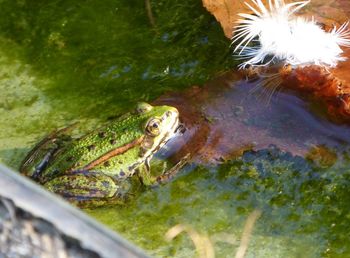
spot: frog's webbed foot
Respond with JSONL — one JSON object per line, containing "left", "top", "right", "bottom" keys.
{"left": 44, "top": 171, "right": 130, "bottom": 208}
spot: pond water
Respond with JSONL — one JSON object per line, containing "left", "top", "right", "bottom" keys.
{"left": 0, "top": 0, "right": 350, "bottom": 257}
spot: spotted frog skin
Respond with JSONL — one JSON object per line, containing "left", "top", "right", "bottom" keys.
{"left": 20, "top": 103, "right": 180, "bottom": 207}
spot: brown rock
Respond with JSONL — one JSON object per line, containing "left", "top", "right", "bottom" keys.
{"left": 202, "top": 0, "right": 350, "bottom": 39}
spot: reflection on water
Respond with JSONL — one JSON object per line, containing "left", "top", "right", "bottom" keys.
{"left": 155, "top": 72, "right": 350, "bottom": 164}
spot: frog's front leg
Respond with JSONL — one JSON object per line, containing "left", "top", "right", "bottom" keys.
{"left": 137, "top": 156, "right": 168, "bottom": 185}
{"left": 44, "top": 171, "right": 131, "bottom": 208}
{"left": 138, "top": 154, "right": 191, "bottom": 186}
{"left": 137, "top": 157, "right": 154, "bottom": 186}
{"left": 154, "top": 153, "right": 191, "bottom": 185}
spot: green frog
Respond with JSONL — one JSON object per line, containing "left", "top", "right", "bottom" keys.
{"left": 20, "top": 103, "right": 181, "bottom": 207}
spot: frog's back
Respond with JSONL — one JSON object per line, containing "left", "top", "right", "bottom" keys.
{"left": 44, "top": 116, "right": 145, "bottom": 177}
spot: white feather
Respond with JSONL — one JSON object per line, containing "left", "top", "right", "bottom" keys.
{"left": 232, "top": 0, "right": 350, "bottom": 68}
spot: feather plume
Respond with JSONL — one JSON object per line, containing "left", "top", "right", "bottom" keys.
{"left": 232, "top": 0, "right": 350, "bottom": 68}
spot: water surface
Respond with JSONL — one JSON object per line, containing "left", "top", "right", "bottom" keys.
{"left": 0, "top": 1, "right": 349, "bottom": 257}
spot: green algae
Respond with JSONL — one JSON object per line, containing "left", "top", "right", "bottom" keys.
{"left": 87, "top": 146, "right": 350, "bottom": 257}
{"left": 0, "top": 0, "right": 231, "bottom": 166}
{"left": 0, "top": 0, "right": 350, "bottom": 257}
{"left": 0, "top": 0, "right": 233, "bottom": 118}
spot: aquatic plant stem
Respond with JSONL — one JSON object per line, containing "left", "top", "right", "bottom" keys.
{"left": 145, "top": 0, "right": 156, "bottom": 28}
{"left": 165, "top": 224, "right": 215, "bottom": 258}
{"left": 235, "top": 209, "right": 262, "bottom": 258}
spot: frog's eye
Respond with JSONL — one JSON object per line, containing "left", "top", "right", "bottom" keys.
{"left": 146, "top": 118, "right": 162, "bottom": 136}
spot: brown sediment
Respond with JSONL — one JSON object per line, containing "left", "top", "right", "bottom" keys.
{"left": 241, "top": 60, "right": 350, "bottom": 124}
{"left": 279, "top": 65, "right": 350, "bottom": 123}
{"left": 153, "top": 69, "right": 350, "bottom": 164}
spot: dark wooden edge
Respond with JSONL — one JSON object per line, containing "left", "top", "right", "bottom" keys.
{"left": 0, "top": 164, "right": 150, "bottom": 258}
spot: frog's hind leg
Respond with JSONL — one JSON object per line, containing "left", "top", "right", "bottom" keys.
{"left": 44, "top": 171, "right": 130, "bottom": 208}
{"left": 20, "top": 124, "right": 77, "bottom": 179}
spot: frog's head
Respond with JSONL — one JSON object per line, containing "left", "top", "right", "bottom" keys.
{"left": 136, "top": 102, "right": 179, "bottom": 158}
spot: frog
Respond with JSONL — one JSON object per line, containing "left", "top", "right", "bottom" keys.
{"left": 19, "top": 103, "right": 181, "bottom": 207}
